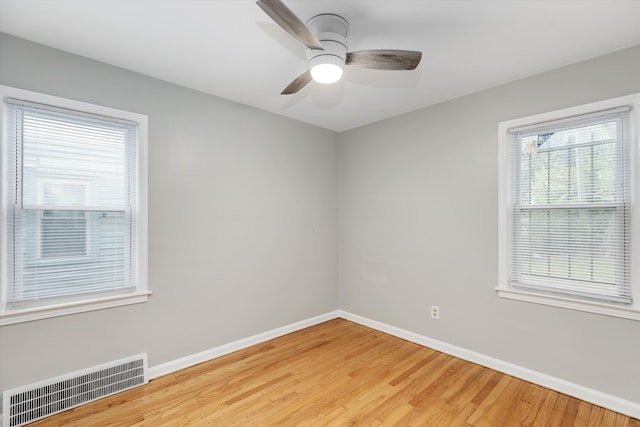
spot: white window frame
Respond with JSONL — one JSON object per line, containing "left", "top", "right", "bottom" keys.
{"left": 0, "top": 85, "right": 149, "bottom": 326}
{"left": 498, "top": 93, "right": 640, "bottom": 321}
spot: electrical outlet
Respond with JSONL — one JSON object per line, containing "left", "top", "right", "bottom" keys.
{"left": 431, "top": 305, "right": 440, "bottom": 320}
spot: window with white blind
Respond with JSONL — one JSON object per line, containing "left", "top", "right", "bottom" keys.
{"left": 0, "top": 86, "right": 149, "bottom": 325}
{"left": 498, "top": 94, "right": 640, "bottom": 320}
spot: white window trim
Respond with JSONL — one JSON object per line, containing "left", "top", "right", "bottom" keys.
{"left": 0, "top": 85, "right": 150, "bottom": 325}
{"left": 497, "top": 93, "right": 640, "bottom": 321}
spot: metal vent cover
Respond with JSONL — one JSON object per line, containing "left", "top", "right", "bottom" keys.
{"left": 2, "top": 354, "right": 148, "bottom": 427}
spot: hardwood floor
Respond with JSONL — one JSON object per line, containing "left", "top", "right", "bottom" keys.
{"left": 31, "top": 319, "right": 639, "bottom": 426}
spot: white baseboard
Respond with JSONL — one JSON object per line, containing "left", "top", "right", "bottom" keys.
{"left": 148, "top": 310, "right": 340, "bottom": 379}
{"left": 336, "top": 310, "right": 640, "bottom": 420}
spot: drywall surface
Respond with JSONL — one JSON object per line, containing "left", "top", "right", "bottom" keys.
{"left": 338, "top": 45, "right": 640, "bottom": 403}
{"left": 0, "top": 33, "right": 338, "bottom": 394}
{"left": 2, "top": 28, "right": 640, "bottom": 414}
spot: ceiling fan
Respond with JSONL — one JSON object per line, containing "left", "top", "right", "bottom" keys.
{"left": 256, "top": 0, "right": 422, "bottom": 95}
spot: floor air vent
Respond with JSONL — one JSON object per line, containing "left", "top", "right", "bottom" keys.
{"left": 2, "top": 354, "right": 148, "bottom": 427}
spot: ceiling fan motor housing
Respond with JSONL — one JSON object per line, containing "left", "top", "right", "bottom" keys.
{"left": 305, "top": 14, "right": 349, "bottom": 76}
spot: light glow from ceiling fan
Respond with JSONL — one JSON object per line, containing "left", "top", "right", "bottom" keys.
{"left": 310, "top": 62, "right": 343, "bottom": 84}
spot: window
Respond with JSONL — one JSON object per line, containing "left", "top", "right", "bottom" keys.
{"left": 498, "top": 94, "right": 640, "bottom": 320}
{"left": 0, "top": 86, "right": 149, "bottom": 325}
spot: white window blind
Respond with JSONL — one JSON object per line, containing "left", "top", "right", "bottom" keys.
{"left": 510, "top": 108, "right": 631, "bottom": 303}
{"left": 5, "top": 98, "right": 138, "bottom": 305}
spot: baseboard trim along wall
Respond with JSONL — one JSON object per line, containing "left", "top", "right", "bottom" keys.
{"left": 148, "top": 311, "right": 340, "bottom": 379}
{"left": 144, "top": 310, "right": 639, "bottom": 420}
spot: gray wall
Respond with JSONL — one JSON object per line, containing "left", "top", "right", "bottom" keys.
{"left": 0, "top": 33, "right": 338, "bottom": 392}
{"left": 2, "top": 30, "right": 640, "bottom": 411}
{"left": 338, "top": 45, "right": 640, "bottom": 403}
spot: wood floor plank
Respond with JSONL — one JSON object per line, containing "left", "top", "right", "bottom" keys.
{"left": 530, "top": 389, "right": 559, "bottom": 427}
{"left": 400, "top": 359, "right": 480, "bottom": 424}
{"left": 470, "top": 370, "right": 505, "bottom": 406}
{"left": 27, "top": 319, "right": 638, "bottom": 426}
{"left": 576, "top": 398, "right": 594, "bottom": 426}
{"left": 506, "top": 383, "right": 549, "bottom": 426}
{"left": 355, "top": 352, "right": 454, "bottom": 423}
{"left": 465, "top": 374, "right": 514, "bottom": 425}
{"left": 549, "top": 393, "right": 572, "bottom": 426}
{"left": 471, "top": 376, "right": 530, "bottom": 426}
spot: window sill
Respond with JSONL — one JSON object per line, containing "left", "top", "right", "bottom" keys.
{"left": 496, "top": 287, "right": 640, "bottom": 321}
{"left": 0, "top": 291, "right": 152, "bottom": 326}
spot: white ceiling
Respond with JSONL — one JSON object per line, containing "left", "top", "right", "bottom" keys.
{"left": 2, "top": 0, "right": 640, "bottom": 132}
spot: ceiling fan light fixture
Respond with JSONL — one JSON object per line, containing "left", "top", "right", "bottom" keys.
{"left": 306, "top": 29, "right": 347, "bottom": 85}
{"left": 309, "top": 58, "right": 344, "bottom": 84}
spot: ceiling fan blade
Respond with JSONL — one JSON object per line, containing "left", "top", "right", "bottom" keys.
{"left": 281, "top": 70, "right": 312, "bottom": 95}
{"left": 346, "top": 50, "right": 422, "bottom": 70}
{"left": 257, "top": 0, "right": 324, "bottom": 50}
